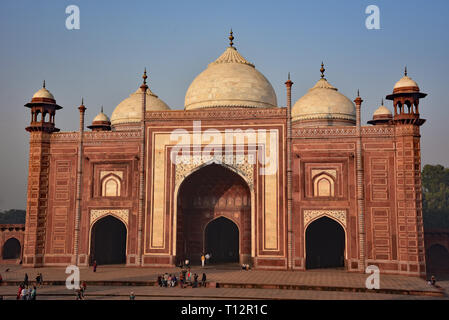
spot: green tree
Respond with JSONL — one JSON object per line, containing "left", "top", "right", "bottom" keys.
{"left": 422, "top": 164, "right": 449, "bottom": 228}
{"left": 0, "top": 209, "right": 26, "bottom": 224}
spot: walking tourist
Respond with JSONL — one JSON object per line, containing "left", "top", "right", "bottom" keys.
{"left": 93, "top": 260, "right": 97, "bottom": 272}
{"left": 31, "top": 286, "right": 37, "bottom": 300}
{"left": 201, "top": 254, "right": 205, "bottom": 268}
{"left": 39, "top": 273, "right": 44, "bottom": 286}
{"left": 17, "top": 284, "right": 23, "bottom": 300}
{"left": 201, "top": 273, "right": 207, "bottom": 287}
{"left": 24, "top": 273, "right": 29, "bottom": 286}
{"left": 129, "top": 292, "right": 135, "bottom": 300}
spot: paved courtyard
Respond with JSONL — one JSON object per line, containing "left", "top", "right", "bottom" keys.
{"left": 0, "top": 264, "right": 447, "bottom": 300}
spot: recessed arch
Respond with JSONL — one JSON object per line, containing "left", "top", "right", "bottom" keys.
{"left": 204, "top": 216, "right": 240, "bottom": 264}
{"left": 175, "top": 163, "right": 251, "bottom": 265}
{"left": 305, "top": 216, "right": 346, "bottom": 269}
{"left": 101, "top": 173, "right": 121, "bottom": 197}
{"left": 313, "top": 172, "right": 335, "bottom": 197}
{"left": 2, "top": 237, "right": 21, "bottom": 260}
{"left": 90, "top": 215, "right": 127, "bottom": 265}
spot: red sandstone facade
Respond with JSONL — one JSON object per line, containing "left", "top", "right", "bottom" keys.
{"left": 20, "top": 68, "right": 430, "bottom": 277}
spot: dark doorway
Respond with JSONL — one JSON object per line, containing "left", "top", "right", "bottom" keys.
{"left": 306, "top": 216, "right": 345, "bottom": 269}
{"left": 90, "top": 215, "right": 126, "bottom": 265}
{"left": 205, "top": 217, "right": 239, "bottom": 263}
{"left": 2, "top": 238, "right": 21, "bottom": 260}
{"left": 176, "top": 164, "right": 251, "bottom": 265}
{"left": 426, "top": 244, "right": 449, "bottom": 273}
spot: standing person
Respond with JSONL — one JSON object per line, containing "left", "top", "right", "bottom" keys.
{"left": 93, "top": 260, "right": 97, "bottom": 272}
{"left": 129, "top": 292, "right": 135, "bottom": 300}
{"left": 35, "top": 274, "right": 40, "bottom": 287}
{"left": 201, "top": 273, "right": 207, "bottom": 287}
{"left": 39, "top": 273, "right": 43, "bottom": 286}
{"left": 179, "top": 272, "right": 184, "bottom": 288}
{"left": 193, "top": 273, "right": 198, "bottom": 288}
{"left": 24, "top": 273, "right": 29, "bottom": 287}
{"left": 17, "top": 284, "right": 23, "bottom": 300}
{"left": 81, "top": 281, "right": 87, "bottom": 298}
{"left": 205, "top": 253, "right": 210, "bottom": 265}
{"left": 31, "top": 286, "right": 37, "bottom": 300}
{"left": 201, "top": 254, "right": 205, "bottom": 268}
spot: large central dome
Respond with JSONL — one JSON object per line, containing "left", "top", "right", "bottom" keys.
{"left": 184, "top": 34, "right": 277, "bottom": 110}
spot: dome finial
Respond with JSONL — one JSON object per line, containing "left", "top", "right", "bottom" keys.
{"left": 357, "top": 89, "right": 360, "bottom": 97}
{"left": 404, "top": 65, "right": 407, "bottom": 76}
{"left": 81, "top": 97, "right": 84, "bottom": 105}
{"left": 229, "top": 29, "right": 234, "bottom": 48}
{"left": 142, "top": 68, "right": 148, "bottom": 85}
{"left": 320, "top": 62, "right": 325, "bottom": 79}
{"left": 101, "top": 105, "right": 103, "bottom": 113}
{"left": 43, "top": 80, "right": 46, "bottom": 88}
{"left": 288, "top": 72, "right": 290, "bottom": 80}
{"left": 381, "top": 98, "right": 384, "bottom": 105}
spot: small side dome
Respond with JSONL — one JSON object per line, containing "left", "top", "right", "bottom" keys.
{"left": 93, "top": 108, "right": 110, "bottom": 122}
{"left": 368, "top": 100, "right": 392, "bottom": 125}
{"left": 393, "top": 67, "right": 419, "bottom": 93}
{"left": 88, "top": 107, "right": 111, "bottom": 131}
{"left": 31, "top": 80, "right": 55, "bottom": 102}
{"left": 292, "top": 63, "right": 355, "bottom": 127}
{"left": 111, "top": 87, "right": 170, "bottom": 126}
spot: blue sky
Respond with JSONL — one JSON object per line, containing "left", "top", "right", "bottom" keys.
{"left": 0, "top": 0, "right": 448, "bottom": 210}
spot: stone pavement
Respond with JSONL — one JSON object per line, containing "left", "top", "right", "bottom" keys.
{"left": 0, "top": 285, "right": 446, "bottom": 300}
{"left": 0, "top": 264, "right": 446, "bottom": 300}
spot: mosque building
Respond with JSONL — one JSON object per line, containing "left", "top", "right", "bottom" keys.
{"left": 20, "top": 31, "right": 428, "bottom": 276}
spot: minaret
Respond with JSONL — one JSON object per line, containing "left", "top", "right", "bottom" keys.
{"left": 73, "top": 98, "right": 86, "bottom": 265}
{"left": 137, "top": 69, "right": 148, "bottom": 266}
{"left": 387, "top": 69, "right": 427, "bottom": 276}
{"left": 23, "top": 82, "right": 62, "bottom": 267}
{"left": 354, "top": 90, "right": 366, "bottom": 272}
{"left": 285, "top": 73, "right": 293, "bottom": 270}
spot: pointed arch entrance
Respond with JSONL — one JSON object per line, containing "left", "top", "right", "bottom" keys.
{"left": 305, "top": 216, "right": 345, "bottom": 269}
{"left": 90, "top": 215, "right": 127, "bottom": 265}
{"left": 176, "top": 163, "right": 251, "bottom": 265}
{"left": 205, "top": 217, "right": 239, "bottom": 263}
{"left": 2, "top": 238, "right": 21, "bottom": 260}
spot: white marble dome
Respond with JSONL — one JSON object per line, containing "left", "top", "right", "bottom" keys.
{"left": 373, "top": 104, "right": 392, "bottom": 117}
{"left": 184, "top": 46, "right": 277, "bottom": 110}
{"left": 292, "top": 77, "right": 356, "bottom": 125}
{"left": 393, "top": 75, "right": 419, "bottom": 90}
{"left": 111, "top": 88, "right": 170, "bottom": 126}
{"left": 93, "top": 109, "right": 110, "bottom": 122}
{"left": 32, "top": 85, "right": 55, "bottom": 100}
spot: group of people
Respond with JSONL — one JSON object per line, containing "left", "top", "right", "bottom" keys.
{"left": 157, "top": 268, "right": 207, "bottom": 288}
{"left": 15, "top": 272, "right": 44, "bottom": 300}
{"left": 75, "top": 281, "right": 88, "bottom": 300}
{"left": 17, "top": 283, "right": 37, "bottom": 300}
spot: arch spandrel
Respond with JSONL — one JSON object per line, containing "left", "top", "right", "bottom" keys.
{"left": 303, "top": 210, "right": 347, "bottom": 229}
{"left": 174, "top": 154, "right": 255, "bottom": 191}
{"left": 90, "top": 209, "right": 129, "bottom": 227}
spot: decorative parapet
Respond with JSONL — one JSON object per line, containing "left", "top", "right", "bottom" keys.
{"left": 146, "top": 108, "right": 287, "bottom": 121}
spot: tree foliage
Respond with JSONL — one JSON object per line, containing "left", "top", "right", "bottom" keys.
{"left": 0, "top": 209, "right": 26, "bottom": 224}
{"left": 422, "top": 164, "right": 449, "bottom": 229}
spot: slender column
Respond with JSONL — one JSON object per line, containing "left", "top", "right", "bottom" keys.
{"left": 285, "top": 73, "right": 293, "bottom": 270}
{"left": 354, "top": 92, "right": 366, "bottom": 271}
{"left": 137, "top": 70, "right": 148, "bottom": 266}
{"left": 74, "top": 99, "right": 86, "bottom": 265}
